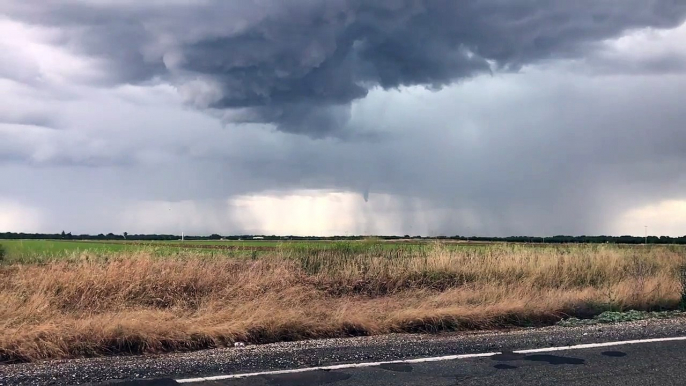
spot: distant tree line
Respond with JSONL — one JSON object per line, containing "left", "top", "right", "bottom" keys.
{"left": 1, "top": 232, "right": 685, "bottom": 244}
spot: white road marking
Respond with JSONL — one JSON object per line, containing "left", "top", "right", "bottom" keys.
{"left": 175, "top": 335, "right": 686, "bottom": 383}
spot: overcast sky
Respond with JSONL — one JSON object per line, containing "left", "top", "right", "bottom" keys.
{"left": 1, "top": 0, "right": 686, "bottom": 237}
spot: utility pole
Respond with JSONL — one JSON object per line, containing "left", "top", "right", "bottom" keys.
{"left": 645, "top": 225, "right": 648, "bottom": 245}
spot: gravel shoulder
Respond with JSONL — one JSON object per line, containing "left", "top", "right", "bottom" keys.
{"left": 3, "top": 317, "right": 686, "bottom": 386}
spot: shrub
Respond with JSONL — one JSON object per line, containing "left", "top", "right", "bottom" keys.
{"left": 0, "top": 243, "right": 5, "bottom": 262}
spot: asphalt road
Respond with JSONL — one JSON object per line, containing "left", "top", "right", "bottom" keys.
{"left": 4, "top": 318, "right": 686, "bottom": 385}
{"left": 177, "top": 340, "right": 686, "bottom": 386}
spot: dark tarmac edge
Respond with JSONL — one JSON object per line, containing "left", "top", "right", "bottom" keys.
{"left": 3, "top": 317, "right": 686, "bottom": 386}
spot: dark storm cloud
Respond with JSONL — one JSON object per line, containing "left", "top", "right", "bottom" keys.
{"left": 4, "top": 0, "right": 686, "bottom": 136}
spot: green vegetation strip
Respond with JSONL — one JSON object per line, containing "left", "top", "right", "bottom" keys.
{"left": 557, "top": 310, "right": 685, "bottom": 327}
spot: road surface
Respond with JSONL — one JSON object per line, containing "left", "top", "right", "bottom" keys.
{"left": 3, "top": 318, "right": 686, "bottom": 385}
{"left": 168, "top": 338, "right": 686, "bottom": 386}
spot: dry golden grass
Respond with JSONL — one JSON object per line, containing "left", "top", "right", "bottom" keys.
{"left": 0, "top": 244, "right": 684, "bottom": 362}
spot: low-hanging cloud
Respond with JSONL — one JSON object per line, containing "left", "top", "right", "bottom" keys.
{"left": 4, "top": 0, "right": 686, "bottom": 136}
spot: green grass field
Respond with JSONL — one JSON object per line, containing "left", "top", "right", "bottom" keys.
{"left": 0, "top": 238, "right": 451, "bottom": 263}
{"left": 0, "top": 240, "right": 140, "bottom": 262}
{"left": 0, "top": 239, "right": 342, "bottom": 262}
{"left": 3, "top": 238, "right": 670, "bottom": 265}
{"left": 180, "top": 240, "right": 279, "bottom": 246}
{"left": 0, "top": 239, "right": 256, "bottom": 263}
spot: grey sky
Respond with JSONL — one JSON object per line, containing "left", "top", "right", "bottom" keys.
{"left": 1, "top": 1, "right": 686, "bottom": 236}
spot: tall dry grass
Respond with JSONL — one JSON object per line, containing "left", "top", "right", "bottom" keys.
{"left": 0, "top": 244, "right": 684, "bottom": 362}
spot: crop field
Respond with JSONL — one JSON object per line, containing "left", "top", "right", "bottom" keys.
{"left": 0, "top": 239, "right": 458, "bottom": 263}
{"left": 0, "top": 239, "right": 303, "bottom": 262}
{"left": 0, "top": 240, "right": 135, "bottom": 262}
{"left": 0, "top": 238, "right": 631, "bottom": 263}
{"left": 1, "top": 240, "right": 685, "bottom": 363}
{"left": 0, "top": 240, "right": 190, "bottom": 263}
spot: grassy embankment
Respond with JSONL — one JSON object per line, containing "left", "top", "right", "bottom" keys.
{"left": 0, "top": 241, "right": 684, "bottom": 363}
